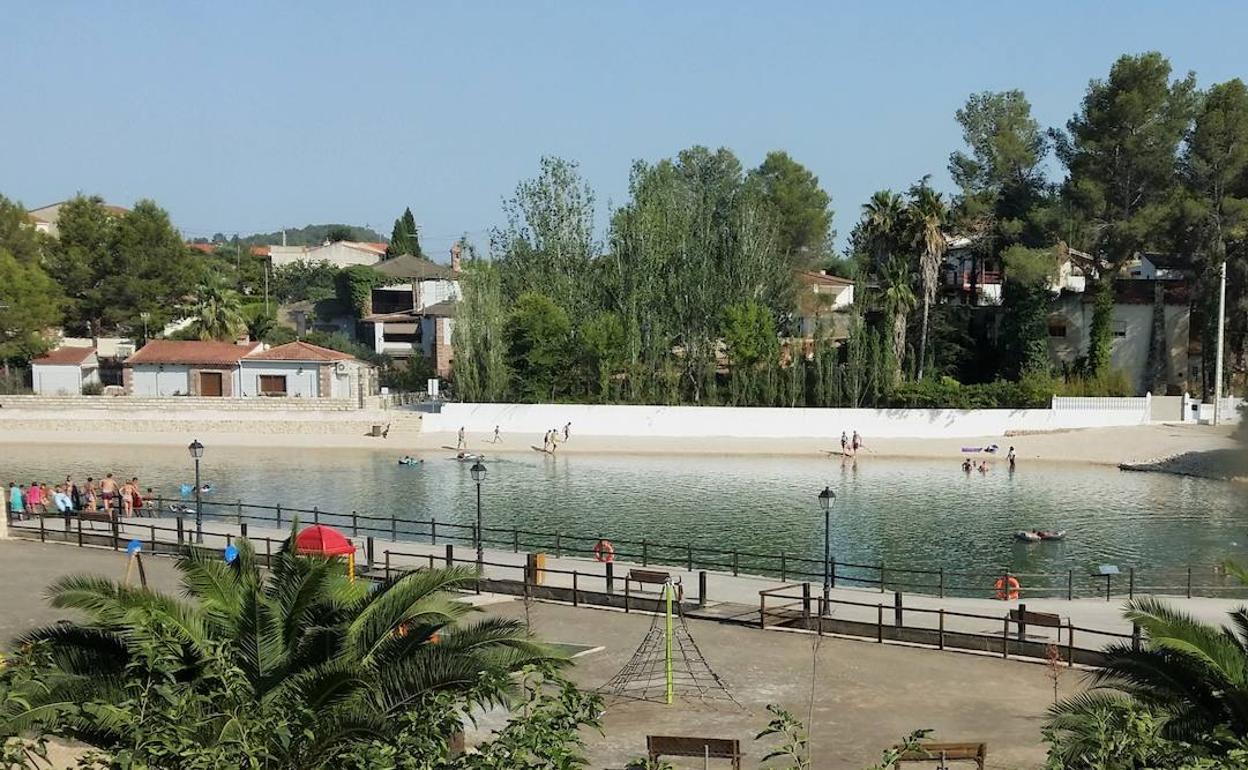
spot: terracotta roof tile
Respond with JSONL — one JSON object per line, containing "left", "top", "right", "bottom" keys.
{"left": 249, "top": 341, "right": 356, "bottom": 362}
{"left": 33, "top": 346, "right": 96, "bottom": 366}
{"left": 125, "top": 340, "right": 260, "bottom": 366}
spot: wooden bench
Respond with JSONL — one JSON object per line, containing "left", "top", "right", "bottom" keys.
{"left": 646, "top": 735, "right": 742, "bottom": 769}
{"left": 895, "top": 741, "right": 986, "bottom": 769}
{"left": 627, "top": 569, "right": 672, "bottom": 596}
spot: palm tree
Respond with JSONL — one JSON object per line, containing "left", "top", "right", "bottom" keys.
{"left": 193, "top": 278, "right": 244, "bottom": 340}
{"left": 880, "top": 256, "right": 917, "bottom": 381}
{"left": 860, "top": 191, "right": 915, "bottom": 380}
{"left": 1048, "top": 598, "right": 1248, "bottom": 753}
{"left": 907, "top": 184, "right": 948, "bottom": 380}
{"left": 243, "top": 304, "right": 276, "bottom": 341}
{"left": 5, "top": 539, "right": 557, "bottom": 765}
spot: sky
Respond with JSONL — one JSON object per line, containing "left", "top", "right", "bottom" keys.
{"left": 4, "top": 2, "right": 1248, "bottom": 258}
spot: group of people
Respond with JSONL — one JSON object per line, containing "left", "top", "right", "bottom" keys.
{"left": 962, "top": 446, "right": 1018, "bottom": 474}
{"left": 839, "top": 430, "right": 864, "bottom": 455}
{"left": 542, "top": 422, "right": 572, "bottom": 453}
{"left": 6, "top": 473, "right": 155, "bottom": 520}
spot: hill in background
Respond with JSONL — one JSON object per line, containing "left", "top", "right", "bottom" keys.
{"left": 191, "top": 223, "right": 384, "bottom": 247}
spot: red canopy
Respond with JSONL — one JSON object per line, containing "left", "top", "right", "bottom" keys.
{"left": 295, "top": 524, "right": 355, "bottom": 556}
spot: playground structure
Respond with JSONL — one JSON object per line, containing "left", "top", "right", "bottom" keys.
{"left": 598, "top": 577, "right": 737, "bottom": 705}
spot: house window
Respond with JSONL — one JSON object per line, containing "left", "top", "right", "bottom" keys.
{"left": 1112, "top": 321, "right": 1128, "bottom": 338}
{"left": 259, "top": 375, "right": 288, "bottom": 396}
{"left": 1047, "top": 319, "right": 1067, "bottom": 338}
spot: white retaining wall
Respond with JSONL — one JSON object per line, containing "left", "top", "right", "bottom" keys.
{"left": 423, "top": 398, "right": 1151, "bottom": 440}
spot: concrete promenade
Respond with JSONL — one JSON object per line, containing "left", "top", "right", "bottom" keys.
{"left": 27, "top": 513, "right": 1248, "bottom": 654}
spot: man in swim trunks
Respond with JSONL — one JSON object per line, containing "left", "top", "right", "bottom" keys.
{"left": 493, "top": 425, "right": 501, "bottom": 443}
{"left": 101, "top": 473, "right": 118, "bottom": 516}
{"left": 457, "top": 426, "right": 466, "bottom": 450}
{"left": 841, "top": 431, "right": 848, "bottom": 453}
{"left": 1007, "top": 446, "right": 1016, "bottom": 471}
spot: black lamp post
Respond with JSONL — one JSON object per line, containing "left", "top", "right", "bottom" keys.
{"left": 469, "top": 460, "right": 487, "bottom": 565}
{"left": 188, "top": 439, "right": 204, "bottom": 544}
{"left": 817, "top": 485, "right": 836, "bottom": 615}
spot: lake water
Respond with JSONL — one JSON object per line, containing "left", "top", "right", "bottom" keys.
{"left": 4, "top": 443, "right": 1245, "bottom": 594}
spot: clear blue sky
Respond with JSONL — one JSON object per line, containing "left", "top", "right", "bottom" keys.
{"left": 4, "top": 2, "right": 1247, "bottom": 257}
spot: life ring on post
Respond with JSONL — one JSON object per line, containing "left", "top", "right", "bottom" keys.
{"left": 994, "top": 574, "right": 1021, "bottom": 601}
{"left": 592, "top": 539, "right": 615, "bottom": 563}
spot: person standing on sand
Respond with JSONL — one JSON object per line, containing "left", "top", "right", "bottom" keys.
{"left": 8, "top": 483, "right": 23, "bottom": 520}
{"left": 851, "top": 431, "right": 862, "bottom": 453}
{"left": 493, "top": 425, "right": 501, "bottom": 443}
{"left": 840, "top": 431, "right": 848, "bottom": 454}
{"left": 457, "top": 426, "right": 466, "bottom": 450}
{"left": 563, "top": 422, "right": 571, "bottom": 441}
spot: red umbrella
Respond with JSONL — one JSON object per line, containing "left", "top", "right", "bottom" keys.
{"left": 295, "top": 524, "right": 355, "bottom": 557}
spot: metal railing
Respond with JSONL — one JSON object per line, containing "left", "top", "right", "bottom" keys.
{"left": 5, "top": 512, "right": 1136, "bottom": 664}
{"left": 15, "top": 495, "right": 1244, "bottom": 603}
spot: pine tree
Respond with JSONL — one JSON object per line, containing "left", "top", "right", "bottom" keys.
{"left": 385, "top": 207, "right": 423, "bottom": 259}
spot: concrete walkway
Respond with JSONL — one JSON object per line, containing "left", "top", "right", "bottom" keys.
{"left": 34, "top": 514, "right": 1247, "bottom": 650}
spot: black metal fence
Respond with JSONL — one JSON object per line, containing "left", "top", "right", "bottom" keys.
{"left": 33, "top": 495, "right": 1244, "bottom": 603}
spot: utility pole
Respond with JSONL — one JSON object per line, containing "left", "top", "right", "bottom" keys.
{"left": 1214, "top": 259, "right": 1228, "bottom": 426}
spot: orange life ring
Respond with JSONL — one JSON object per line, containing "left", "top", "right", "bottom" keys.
{"left": 593, "top": 539, "right": 615, "bottom": 563}
{"left": 994, "top": 574, "right": 1021, "bottom": 601}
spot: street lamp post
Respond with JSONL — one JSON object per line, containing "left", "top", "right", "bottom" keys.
{"left": 188, "top": 439, "right": 204, "bottom": 544}
{"left": 469, "top": 461, "right": 487, "bottom": 566}
{"left": 817, "top": 486, "right": 836, "bottom": 615}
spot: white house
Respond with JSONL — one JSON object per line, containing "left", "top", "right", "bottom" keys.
{"left": 124, "top": 340, "right": 261, "bottom": 397}
{"left": 27, "top": 200, "right": 128, "bottom": 237}
{"left": 267, "top": 241, "right": 388, "bottom": 268}
{"left": 31, "top": 346, "right": 100, "bottom": 395}
{"left": 123, "top": 339, "right": 374, "bottom": 399}
{"left": 238, "top": 341, "right": 374, "bottom": 400}
{"left": 796, "top": 270, "right": 855, "bottom": 336}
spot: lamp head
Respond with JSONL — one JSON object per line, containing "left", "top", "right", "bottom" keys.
{"left": 469, "top": 461, "right": 486, "bottom": 483}
{"left": 188, "top": 439, "right": 205, "bottom": 460}
{"left": 817, "top": 486, "right": 835, "bottom": 511}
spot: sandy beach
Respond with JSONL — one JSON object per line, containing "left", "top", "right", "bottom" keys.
{"left": 0, "top": 419, "right": 1238, "bottom": 471}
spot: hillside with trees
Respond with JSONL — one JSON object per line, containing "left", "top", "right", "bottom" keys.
{"left": 191, "top": 223, "right": 384, "bottom": 247}
{"left": 451, "top": 51, "right": 1247, "bottom": 408}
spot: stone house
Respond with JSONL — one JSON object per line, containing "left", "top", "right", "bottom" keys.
{"left": 31, "top": 346, "right": 101, "bottom": 395}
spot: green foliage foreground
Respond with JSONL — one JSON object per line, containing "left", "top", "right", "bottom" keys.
{"left": 0, "top": 539, "right": 594, "bottom": 769}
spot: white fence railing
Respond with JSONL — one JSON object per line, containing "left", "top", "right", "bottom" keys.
{"left": 1050, "top": 395, "right": 1150, "bottom": 423}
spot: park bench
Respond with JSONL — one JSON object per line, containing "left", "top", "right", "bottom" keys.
{"left": 1009, "top": 605, "right": 1063, "bottom": 641}
{"left": 645, "top": 735, "right": 742, "bottom": 769}
{"left": 894, "top": 741, "right": 986, "bottom": 769}
{"left": 627, "top": 568, "right": 671, "bottom": 595}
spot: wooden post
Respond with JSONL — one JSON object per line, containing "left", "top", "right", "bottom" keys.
{"left": 1132, "top": 622, "right": 1141, "bottom": 651}
{"left": 111, "top": 516, "right": 119, "bottom": 551}
{"left": 938, "top": 568, "right": 945, "bottom": 598}
{"left": 938, "top": 609, "right": 945, "bottom": 650}
{"left": 385, "top": 550, "right": 391, "bottom": 580}
{"left": 1129, "top": 567, "right": 1135, "bottom": 599}
{"left": 606, "top": 561, "right": 615, "bottom": 595}
{"left": 686, "top": 545, "right": 693, "bottom": 572}
{"left": 236, "top": 500, "right": 243, "bottom": 526}
{"left": 1067, "top": 624, "right": 1075, "bottom": 667}
{"left": 1104, "top": 573, "right": 1112, "bottom": 602}
{"left": 77, "top": 516, "right": 83, "bottom": 547}
{"left": 240, "top": 522, "right": 248, "bottom": 539}
{"left": 445, "top": 544, "right": 454, "bottom": 567}
{"left": 1003, "top": 616, "right": 1010, "bottom": 658}
{"left": 893, "top": 591, "right": 903, "bottom": 627}
{"left": 624, "top": 578, "right": 631, "bottom": 613}
{"left": 431, "top": 517, "right": 438, "bottom": 544}
{"left": 313, "top": 505, "right": 319, "bottom": 525}
{"left": 572, "top": 571, "right": 579, "bottom": 607}
{"left": 876, "top": 604, "right": 883, "bottom": 643}
{"left": 1067, "top": 569, "right": 1074, "bottom": 600}
{"left": 275, "top": 503, "right": 282, "bottom": 528}
{"left": 351, "top": 510, "right": 358, "bottom": 538}
{"left": 698, "top": 570, "right": 707, "bottom": 607}
{"left": 38, "top": 513, "right": 45, "bottom": 543}
{"left": 149, "top": 524, "right": 156, "bottom": 552}
{"left": 1017, "top": 603, "right": 1027, "bottom": 642}
{"left": 732, "top": 550, "right": 739, "bottom": 576}
{"left": 759, "top": 593, "right": 767, "bottom": 630}
{"left": 366, "top": 536, "right": 374, "bottom": 570}
{"left": 1187, "top": 566, "right": 1193, "bottom": 599}
{"left": 802, "top": 582, "right": 811, "bottom": 626}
